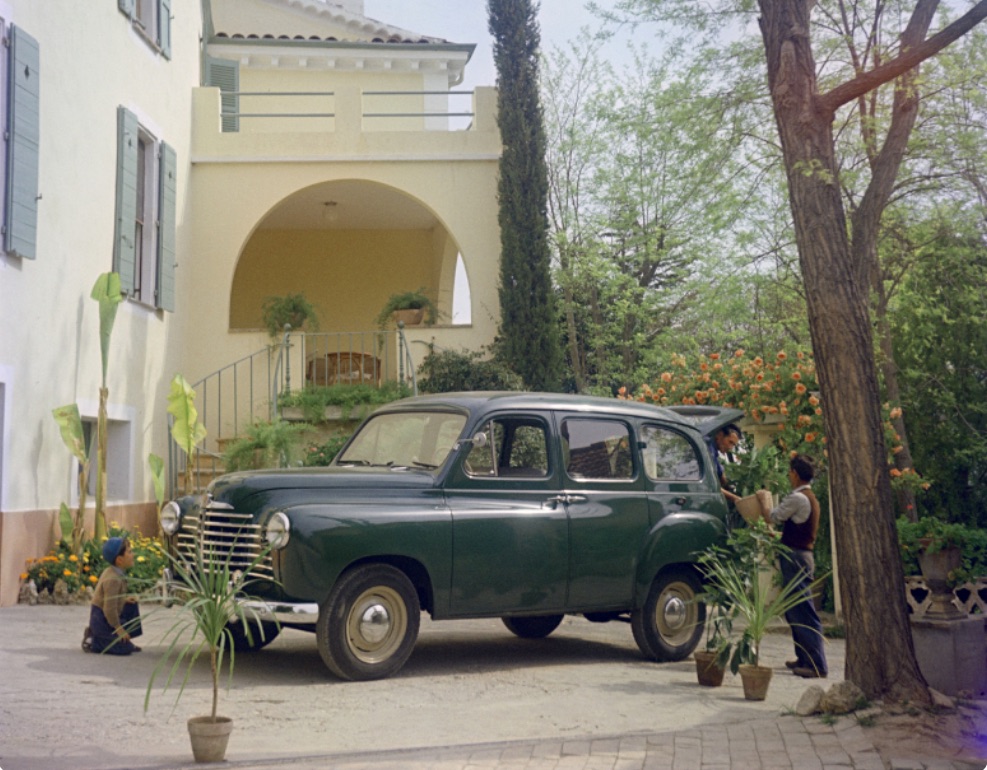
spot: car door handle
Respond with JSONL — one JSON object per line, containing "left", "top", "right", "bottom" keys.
{"left": 674, "top": 497, "right": 688, "bottom": 506}
{"left": 545, "top": 494, "right": 587, "bottom": 507}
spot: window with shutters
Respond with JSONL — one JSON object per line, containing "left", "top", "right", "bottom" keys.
{"left": 113, "top": 107, "right": 177, "bottom": 311}
{"left": 118, "top": 0, "right": 171, "bottom": 60}
{"left": 1, "top": 17, "right": 41, "bottom": 261}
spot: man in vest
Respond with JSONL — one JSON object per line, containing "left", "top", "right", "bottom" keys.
{"left": 757, "top": 453, "right": 828, "bottom": 678}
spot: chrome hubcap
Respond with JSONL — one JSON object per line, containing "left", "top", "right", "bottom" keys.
{"left": 358, "top": 603, "right": 391, "bottom": 644}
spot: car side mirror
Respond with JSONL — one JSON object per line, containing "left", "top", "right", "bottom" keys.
{"left": 455, "top": 432, "right": 488, "bottom": 451}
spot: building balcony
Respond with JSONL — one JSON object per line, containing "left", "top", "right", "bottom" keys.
{"left": 190, "top": 85, "right": 501, "bottom": 162}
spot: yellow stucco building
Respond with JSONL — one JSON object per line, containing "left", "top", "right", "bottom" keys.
{"left": 0, "top": 0, "right": 501, "bottom": 606}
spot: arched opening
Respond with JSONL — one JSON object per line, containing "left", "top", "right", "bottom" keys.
{"left": 229, "top": 180, "right": 471, "bottom": 333}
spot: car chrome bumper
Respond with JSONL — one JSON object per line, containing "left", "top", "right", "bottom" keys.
{"left": 238, "top": 599, "right": 319, "bottom": 625}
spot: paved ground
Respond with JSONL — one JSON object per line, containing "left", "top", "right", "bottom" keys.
{"left": 0, "top": 605, "right": 984, "bottom": 770}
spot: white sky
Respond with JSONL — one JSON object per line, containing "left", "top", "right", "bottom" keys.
{"left": 366, "top": 1, "right": 631, "bottom": 90}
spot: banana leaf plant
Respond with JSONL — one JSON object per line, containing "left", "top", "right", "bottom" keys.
{"left": 90, "top": 272, "right": 124, "bottom": 541}
{"left": 168, "top": 374, "right": 207, "bottom": 494}
{"left": 51, "top": 403, "right": 91, "bottom": 554}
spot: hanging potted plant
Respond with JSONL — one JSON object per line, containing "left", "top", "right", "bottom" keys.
{"left": 698, "top": 522, "right": 828, "bottom": 700}
{"left": 143, "top": 537, "right": 277, "bottom": 762}
{"left": 374, "top": 288, "right": 440, "bottom": 329}
{"left": 261, "top": 293, "right": 319, "bottom": 339}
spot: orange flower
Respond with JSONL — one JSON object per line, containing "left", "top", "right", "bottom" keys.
{"left": 791, "top": 372, "right": 802, "bottom": 380}
{"left": 734, "top": 349, "right": 745, "bottom": 357}
{"left": 890, "top": 468, "right": 902, "bottom": 477}
{"left": 20, "top": 572, "right": 28, "bottom": 581}
{"left": 777, "top": 351, "right": 787, "bottom": 361}
{"left": 797, "top": 351, "right": 805, "bottom": 359}
{"left": 892, "top": 445, "right": 904, "bottom": 454}
{"left": 89, "top": 575, "right": 98, "bottom": 584}
{"left": 805, "top": 433, "right": 817, "bottom": 442}
{"left": 889, "top": 407, "right": 903, "bottom": 419}
{"left": 753, "top": 357, "right": 764, "bottom": 367}
{"left": 808, "top": 395, "right": 819, "bottom": 406}
{"left": 756, "top": 373, "right": 764, "bottom": 381}
{"left": 700, "top": 362, "right": 709, "bottom": 371}
{"left": 661, "top": 372, "right": 672, "bottom": 383}
{"left": 656, "top": 387, "right": 666, "bottom": 396}
{"left": 795, "top": 383, "right": 807, "bottom": 394}
{"left": 69, "top": 554, "right": 79, "bottom": 562}
{"left": 63, "top": 569, "right": 73, "bottom": 577}
{"left": 815, "top": 408, "right": 823, "bottom": 415}
{"left": 710, "top": 353, "right": 720, "bottom": 360}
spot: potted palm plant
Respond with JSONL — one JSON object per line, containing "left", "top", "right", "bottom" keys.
{"left": 144, "top": 536, "right": 277, "bottom": 762}
{"left": 697, "top": 522, "right": 828, "bottom": 700}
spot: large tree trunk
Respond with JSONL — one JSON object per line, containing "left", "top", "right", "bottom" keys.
{"left": 757, "top": 1, "right": 930, "bottom": 704}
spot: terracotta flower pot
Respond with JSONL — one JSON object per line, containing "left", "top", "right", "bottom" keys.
{"left": 187, "top": 715, "right": 233, "bottom": 763}
{"left": 738, "top": 663, "right": 773, "bottom": 701}
{"left": 694, "top": 650, "right": 726, "bottom": 687}
{"left": 392, "top": 308, "right": 425, "bottom": 327}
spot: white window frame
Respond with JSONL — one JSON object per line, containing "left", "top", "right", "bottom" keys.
{"left": 72, "top": 401, "right": 136, "bottom": 506}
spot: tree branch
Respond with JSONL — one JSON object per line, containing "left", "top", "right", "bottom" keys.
{"left": 819, "top": 0, "right": 987, "bottom": 113}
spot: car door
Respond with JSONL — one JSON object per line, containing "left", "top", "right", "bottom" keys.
{"left": 639, "top": 421, "right": 721, "bottom": 527}
{"left": 443, "top": 411, "right": 568, "bottom": 616}
{"left": 557, "top": 414, "right": 649, "bottom": 610}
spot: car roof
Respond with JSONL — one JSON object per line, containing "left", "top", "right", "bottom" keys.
{"left": 376, "top": 391, "right": 744, "bottom": 435}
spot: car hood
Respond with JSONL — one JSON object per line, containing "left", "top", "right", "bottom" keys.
{"left": 208, "top": 466, "right": 436, "bottom": 505}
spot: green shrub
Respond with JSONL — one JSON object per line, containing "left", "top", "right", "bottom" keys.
{"left": 278, "top": 382, "right": 411, "bottom": 423}
{"left": 222, "top": 420, "right": 314, "bottom": 471}
{"left": 302, "top": 434, "right": 352, "bottom": 466}
{"left": 418, "top": 347, "right": 523, "bottom": 393}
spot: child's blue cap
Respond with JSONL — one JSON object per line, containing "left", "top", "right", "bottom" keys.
{"left": 102, "top": 537, "right": 125, "bottom": 564}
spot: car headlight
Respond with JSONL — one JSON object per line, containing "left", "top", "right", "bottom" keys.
{"left": 160, "top": 500, "right": 182, "bottom": 536}
{"left": 265, "top": 511, "right": 291, "bottom": 550}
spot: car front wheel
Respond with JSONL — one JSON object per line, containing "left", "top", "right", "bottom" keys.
{"left": 317, "top": 564, "right": 420, "bottom": 681}
{"left": 631, "top": 569, "right": 705, "bottom": 661}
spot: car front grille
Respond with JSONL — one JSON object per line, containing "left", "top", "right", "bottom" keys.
{"left": 175, "top": 500, "right": 274, "bottom": 580}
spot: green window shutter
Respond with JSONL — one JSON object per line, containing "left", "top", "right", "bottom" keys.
{"left": 118, "top": 0, "right": 135, "bottom": 17}
{"left": 158, "top": 0, "right": 172, "bottom": 59}
{"left": 204, "top": 56, "right": 239, "bottom": 132}
{"left": 113, "top": 106, "right": 139, "bottom": 294}
{"left": 4, "top": 25, "right": 41, "bottom": 260}
{"left": 156, "top": 141, "right": 177, "bottom": 312}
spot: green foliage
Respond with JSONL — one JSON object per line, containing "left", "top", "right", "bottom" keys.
{"left": 897, "top": 516, "right": 987, "bottom": 585}
{"left": 168, "top": 374, "right": 208, "bottom": 471}
{"left": 143, "top": 537, "right": 277, "bottom": 720}
{"left": 697, "top": 521, "right": 828, "bottom": 671}
{"left": 489, "top": 0, "right": 563, "bottom": 391}
{"left": 21, "top": 525, "right": 167, "bottom": 596}
{"left": 301, "top": 434, "right": 351, "bottom": 467}
{"left": 51, "top": 404, "right": 90, "bottom": 552}
{"left": 148, "top": 453, "right": 166, "bottom": 514}
{"left": 374, "top": 288, "right": 440, "bottom": 328}
{"left": 261, "top": 293, "right": 319, "bottom": 339}
{"left": 417, "top": 347, "right": 524, "bottom": 393}
{"left": 222, "top": 420, "right": 313, "bottom": 471}
{"left": 278, "top": 382, "right": 410, "bottom": 423}
{"left": 90, "top": 272, "right": 124, "bottom": 388}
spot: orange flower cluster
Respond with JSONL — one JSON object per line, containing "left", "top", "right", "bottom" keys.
{"left": 636, "top": 349, "right": 825, "bottom": 460}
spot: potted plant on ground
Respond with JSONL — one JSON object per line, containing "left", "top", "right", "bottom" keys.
{"left": 697, "top": 522, "right": 828, "bottom": 700}
{"left": 261, "top": 293, "right": 319, "bottom": 339}
{"left": 144, "top": 536, "right": 277, "bottom": 762}
{"left": 374, "top": 288, "right": 440, "bottom": 329}
{"left": 692, "top": 593, "right": 734, "bottom": 687}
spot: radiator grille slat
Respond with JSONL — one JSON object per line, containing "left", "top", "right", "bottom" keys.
{"left": 176, "top": 505, "right": 274, "bottom": 579}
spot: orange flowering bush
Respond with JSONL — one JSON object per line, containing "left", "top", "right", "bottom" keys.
{"left": 629, "top": 348, "right": 923, "bottom": 494}
{"left": 636, "top": 349, "right": 825, "bottom": 463}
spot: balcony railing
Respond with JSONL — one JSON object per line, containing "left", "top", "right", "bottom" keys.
{"left": 217, "top": 89, "right": 477, "bottom": 133}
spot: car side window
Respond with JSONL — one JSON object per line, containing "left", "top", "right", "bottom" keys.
{"left": 641, "top": 425, "right": 701, "bottom": 481}
{"left": 466, "top": 417, "right": 549, "bottom": 478}
{"left": 562, "top": 418, "right": 634, "bottom": 480}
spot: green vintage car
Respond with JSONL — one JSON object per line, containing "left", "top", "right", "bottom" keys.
{"left": 161, "top": 392, "right": 741, "bottom": 681}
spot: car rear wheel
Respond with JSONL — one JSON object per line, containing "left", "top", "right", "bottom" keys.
{"left": 317, "top": 564, "right": 420, "bottom": 681}
{"left": 631, "top": 569, "right": 705, "bottom": 661}
{"left": 226, "top": 619, "right": 280, "bottom": 652}
{"left": 501, "top": 614, "right": 564, "bottom": 639}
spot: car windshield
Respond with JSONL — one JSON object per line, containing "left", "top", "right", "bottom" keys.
{"left": 335, "top": 410, "right": 468, "bottom": 470}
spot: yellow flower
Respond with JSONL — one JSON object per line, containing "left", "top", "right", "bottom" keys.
{"left": 89, "top": 575, "right": 98, "bottom": 584}
{"left": 137, "top": 556, "right": 146, "bottom": 563}
{"left": 20, "top": 572, "right": 28, "bottom": 580}
{"left": 63, "top": 569, "right": 73, "bottom": 577}
{"left": 69, "top": 554, "right": 78, "bottom": 562}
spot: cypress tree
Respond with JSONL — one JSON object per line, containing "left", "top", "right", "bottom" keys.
{"left": 488, "top": 0, "right": 563, "bottom": 391}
